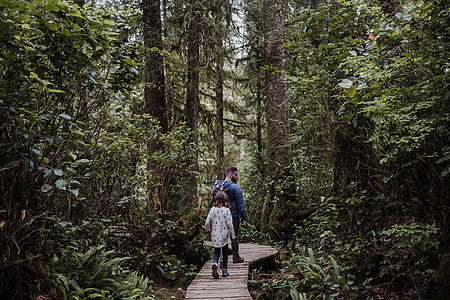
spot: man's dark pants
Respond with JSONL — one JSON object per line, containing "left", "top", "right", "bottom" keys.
{"left": 232, "top": 217, "right": 241, "bottom": 260}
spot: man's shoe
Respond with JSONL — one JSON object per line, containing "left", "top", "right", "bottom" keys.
{"left": 222, "top": 269, "right": 229, "bottom": 277}
{"left": 212, "top": 263, "right": 219, "bottom": 279}
{"left": 233, "top": 257, "right": 244, "bottom": 263}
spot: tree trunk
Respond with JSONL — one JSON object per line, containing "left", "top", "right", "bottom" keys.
{"left": 213, "top": 1, "right": 227, "bottom": 178}
{"left": 256, "top": 79, "right": 264, "bottom": 176}
{"left": 255, "top": 77, "right": 266, "bottom": 227}
{"left": 260, "top": 0, "right": 292, "bottom": 236}
{"left": 216, "top": 50, "right": 224, "bottom": 177}
{"left": 311, "top": 0, "right": 324, "bottom": 34}
{"left": 143, "top": 0, "right": 168, "bottom": 209}
{"left": 185, "top": 0, "right": 200, "bottom": 202}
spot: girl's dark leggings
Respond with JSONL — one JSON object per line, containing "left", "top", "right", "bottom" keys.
{"left": 213, "top": 244, "right": 228, "bottom": 269}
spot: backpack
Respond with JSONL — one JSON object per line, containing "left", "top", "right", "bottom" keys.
{"left": 210, "top": 180, "right": 234, "bottom": 208}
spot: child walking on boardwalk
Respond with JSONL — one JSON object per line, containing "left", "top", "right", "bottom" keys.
{"left": 205, "top": 191, "right": 235, "bottom": 279}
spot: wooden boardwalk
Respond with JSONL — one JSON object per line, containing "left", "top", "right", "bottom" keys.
{"left": 185, "top": 243, "right": 278, "bottom": 299}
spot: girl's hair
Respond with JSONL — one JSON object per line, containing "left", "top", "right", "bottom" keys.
{"left": 213, "top": 191, "right": 231, "bottom": 209}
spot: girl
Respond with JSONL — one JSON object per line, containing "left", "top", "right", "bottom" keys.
{"left": 205, "top": 191, "right": 235, "bottom": 278}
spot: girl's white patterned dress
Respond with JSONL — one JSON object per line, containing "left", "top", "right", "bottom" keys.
{"left": 205, "top": 207, "right": 235, "bottom": 248}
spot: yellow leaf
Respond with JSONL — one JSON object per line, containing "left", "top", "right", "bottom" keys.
{"left": 369, "top": 33, "right": 375, "bottom": 40}
{"left": 21, "top": 210, "right": 26, "bottom": 221}
{"left": 347, "top": 85, "right": 357, "bottom": 98}
{"left": 0, "top": 220, "right": 5, "bottom": 229}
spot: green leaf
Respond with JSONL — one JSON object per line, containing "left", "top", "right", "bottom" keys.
{"left": 32, "top": 148, "right": 42, "bottom": 156}
{"left": 44, "top": 169, "right": 52, "bottom": 178}
{"left": 44, "top": 22, "right": 59, "bottom": 31}
{"left": 41, "top": 184, "right": 53, "bottom": 192}
{"left": 347, "top": 85, "right": 356, "bottom": 98}
{"left": 34, "top": 0, "right": 45, "bottom": 6}
{"left": 436, "top": 154, "right": 450, "bottom": 164}
{"left": 53, "top": 169, "right": 63, "bottom": 176}
{"left": 68, "top": 279, "right": 82, "bottom": 292}
{"left": 58, "top": 113, "right": 72, "bottom": 120}
{"left": 48, "top": 89, "right": 66, "bottom": 93}
{"left": 45, "top": 2, "right": 59, "bottom": 12}
{"left": 0, "top": 0, "right": 12, "bottom": 8}
{"left": 88, "top": 293, "right": 106, "bottom": 299}
{"left": 70, "top": 9, "right": 82, "bottom": 18}
{"left": 55, "top": 179, "right": 67, "bottom": 189}
{"left": 57, "top": 1, "right": 69, "bottom": 11}
{"left": 76, "top": 159, "right": 90, "bottom": 164}
{"left": 56, "top": 274, "right": 70, "bottom": 290}
{"left": 103, "top": 19, "right": 115, "bottom": 26}
{"left": 442, "top": 167, "right": 449, "bottom": 177}
{"left": 101, "top": 31, "right": 118, "bottom": 35}
{"left": 89, "top": 20, "right": 102, "bottom": 29}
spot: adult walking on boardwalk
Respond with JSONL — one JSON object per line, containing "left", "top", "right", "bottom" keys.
{"left": 211, "top": 166, "right": 247, "bottom": 263}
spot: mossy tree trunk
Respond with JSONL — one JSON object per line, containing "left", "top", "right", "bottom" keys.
{"left": 143, "top": 0, "right": 168, "bottom": 210}
{"left": 184, "top": 0, "right": 200, "bottom": 203}
{"left": 260, "top": 0, "right": 292, "bottom": 237}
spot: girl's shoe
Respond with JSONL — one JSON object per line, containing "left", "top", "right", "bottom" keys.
{"left": 222, "top": 269, "right": 229, "bottom": 277}
{"left": 212, "top": 263, "right": 219, "bottom": 279}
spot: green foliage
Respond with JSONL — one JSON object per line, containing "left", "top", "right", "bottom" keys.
{"left": 0, "top": 0, "right": 146, "bottom": 298}
{"left": 54, "top": 245, "right": 153, "bottom": 299}
{"left": 289, "top": 287, "right": 307, "bottom": 300}
{"left": 150, "top": 122, "right": 200, "bottom": 211}
{"left": 0, "top": 0, "right": 262, "bottom": 298}
{"left": 250, "top": 0, "right": 450, "bottom": 298}
{"left": 281, "top": 193, "right": 443, "bottom": 298}
{"left": 240, "top": 223, "right": 273, "bottom": 244}
{"left": 282, "top": 247, "right": 360, "bottom": 299}
{"left": 96, "top": 208, "right": 208, "bottom": 288}
{"left": 379, "top": 223, "right": 440, "bottom": 277}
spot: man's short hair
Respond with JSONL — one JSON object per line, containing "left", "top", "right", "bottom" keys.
{"left": 225, "top": 166, "right": 237, "bottom": 178}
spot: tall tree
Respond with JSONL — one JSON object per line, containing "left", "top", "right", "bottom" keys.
{"left": 142, "top": 0, "right": 168, "bottom": 209}
{"left": 185, "top": 0, "right": 201, "bottom": 201}
{"left": 244, "top": 0, "right": 266, "bottom": 176}
{"left": 215, "top": 24, "right": 225, "bottom": 177}
{"left": 212, "top": 0, "right": 232, "bottom": 177}
{"left": 260, "top": 0, "right": 292, "bottom": 235}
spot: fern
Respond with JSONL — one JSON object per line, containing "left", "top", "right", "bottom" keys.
{"left": 55, "top": 245, "right": 153, "bottom": 300}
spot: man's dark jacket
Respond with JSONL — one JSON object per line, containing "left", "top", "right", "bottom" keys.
{"left": 210, "top": 180, "right": 246, "bottom": 221}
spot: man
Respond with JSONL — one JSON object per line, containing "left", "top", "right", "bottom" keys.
{"left": 211, "top": 166, "right": 247, "bottom": 263}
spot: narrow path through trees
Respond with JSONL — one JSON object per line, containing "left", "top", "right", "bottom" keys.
{"left": 186, "top": 243, "right": 278, "bottom": 299}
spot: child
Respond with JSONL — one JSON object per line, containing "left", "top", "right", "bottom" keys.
{"left": 205, "top": 191, "right": 235, "bottom": 278}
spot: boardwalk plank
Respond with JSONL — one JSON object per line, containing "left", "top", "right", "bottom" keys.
{"left": 185, "top": 243, "right": 278, "bottom": 300}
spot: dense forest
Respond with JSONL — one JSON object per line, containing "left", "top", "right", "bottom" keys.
{"left": 0, "top": 0, "right": 448, "bottom": 299}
